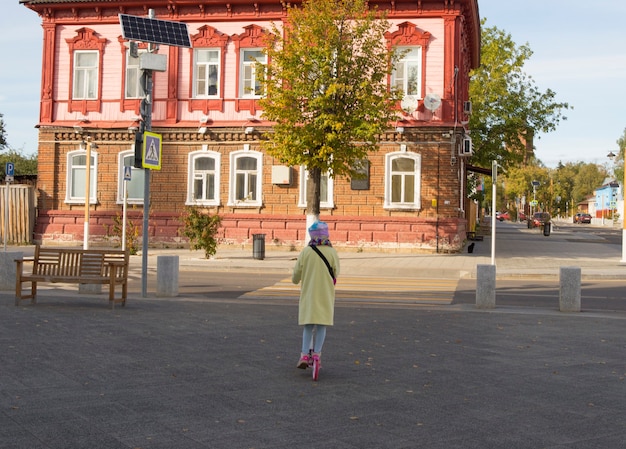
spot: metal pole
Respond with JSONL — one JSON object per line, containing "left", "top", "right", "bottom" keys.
{"left": 83, "top": 141, "right": 91, "bottom": 250}
{"left": 122, "top": 179, "right": 128, "bottom": 251}
{"left": 621, "top": 162, "right": 626, "bottom": 263}
{"left": 140, "top": 13, "right": 155, "bottom": 297}
{"left": 140, "top": 69, "right": 152, "bottom": 298}
{"left": 491, "top": 160, "right": 496, "bottom": 266}
{"left": 3, "top": 181, "right": 8, "bottom": 252}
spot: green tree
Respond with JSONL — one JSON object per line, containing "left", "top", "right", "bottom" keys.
{"left": 571, "top": 163, "right": 606, "bottom": 205}
{"left": 259, "top": 0, "right": 401, "bottom": 224}
{"left": 0, "top": 149, "right": 37, "bottom": 176}
{"left": 0, "top": 114, "right": 7, "bottom": 150}
{"left": 501, "top": 161, "right": 606, "bottom": 218}
{"left": 0, "top": 113, "right": 37, "bottom": 175}
{"left": 469, "top": 21, "right": 570, "bottom": 169}
{"left": 610, "top": 127, "right": 626, "bottom": 183}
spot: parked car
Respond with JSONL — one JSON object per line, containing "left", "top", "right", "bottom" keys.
{"left": 530, "top": 212, "right": 551, "bottom": 228}
{"left": 496, "top": 211, "right": 510, "bottom": 221}
{"left": 573, "top": 213, "right": 592, "bottom": 224}
{"left": 518, "top": 211, "right": 527, "bottom": 222}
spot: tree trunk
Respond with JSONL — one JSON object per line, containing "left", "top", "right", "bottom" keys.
{"left": 305, "top": 166, "right": 322, "bottom": 240}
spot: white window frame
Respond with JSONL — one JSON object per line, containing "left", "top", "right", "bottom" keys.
{"left": 298, "top": 167, "right": 334, "bottom": 209}
{"left": 384, "top": 151, "right": 421, "bottom": 210}
{"left": 240, "top": 48, "right": 266, "bottom": 98}
{"left": 65, "top": 148, "right": 98, "bottom": 204}
{"left": 193, "top": 48, "right": 221, "bottom": 98}
{"left": 186, "top": 148, "right": 221, "bottom": 206}
{"left": 125, "top": 48, "right": 145, "bottom": 99}
{"left": 228, "top": 146, "right": 263, "bottom": 207}
{"left": 392, "top": 47, "right": 422, "bottom": 99}
{"left": 72, "top": 50, "right": 99, "bottom": 100}
{"left": 116, "top": 149, "right": 145, "bottom": 205}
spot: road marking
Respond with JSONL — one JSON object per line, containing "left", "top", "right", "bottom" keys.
{"left": 240, "top": 276, "right": 458, "bottom": 305}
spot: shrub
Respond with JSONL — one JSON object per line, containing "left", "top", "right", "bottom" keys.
{"left": 105, "top": 212, "right": 140, "bottom": 255}
{"left": 180, "top": 207, "right": 221, "bottom": 258}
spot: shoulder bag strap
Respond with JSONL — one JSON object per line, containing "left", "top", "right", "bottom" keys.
{"left": 310, "top": 245, "right": 336, "bottom": 283}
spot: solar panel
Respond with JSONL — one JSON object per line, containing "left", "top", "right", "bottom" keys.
{"left": 119, "top": 14, "right": 191, "bottom": 48}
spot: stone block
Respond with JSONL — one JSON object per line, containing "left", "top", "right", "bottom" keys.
{"left": 0, "top": 252, "right": 22, "bottom": 291}
{"left": 157, "top": 255, "right": 179, "bottom": 297}
{"left": 559, "top": 266, "right": 581, "bottom": 312}
{"left": 476, "top": 264, "right": 496, "bottom": 309}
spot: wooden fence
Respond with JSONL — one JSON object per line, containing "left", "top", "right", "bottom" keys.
{"left": 0, "top": 185, "right": 36, "bottom": 244}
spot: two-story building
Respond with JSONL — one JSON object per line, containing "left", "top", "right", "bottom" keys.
{"left": 21, "top": 0, "right": 480, "bottom": 252}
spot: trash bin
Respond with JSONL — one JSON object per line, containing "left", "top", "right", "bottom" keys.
{"left": 252, "top": 234, "right": 266, "bottom": 260}
{"left": 543, "top": 222, "right": 551, "bottom": 236}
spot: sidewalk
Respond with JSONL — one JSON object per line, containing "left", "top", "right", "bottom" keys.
{"left": 139, "top": 219, "right": 626, "bottom": 280}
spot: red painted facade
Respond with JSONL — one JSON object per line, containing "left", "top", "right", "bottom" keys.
{"left": 21, "top": 0, "right": 480, "bottom": 252}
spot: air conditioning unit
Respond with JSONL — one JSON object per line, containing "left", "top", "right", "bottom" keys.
{"left": 463, "top": 101, "right": 472, "bottom": 115}
{"left": 460, "top": 136, "right": 473, "bottom": 156}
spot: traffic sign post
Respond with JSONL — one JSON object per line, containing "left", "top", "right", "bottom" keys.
{"left": 122, "top": 166, "right": 132, "bottom": 251}
{"left": 119, "top": 9, "right": 190, "bottom": 297}
{"left": 4, "top": 162, "right": 14, "bottom": 251}
{"left": 5, "top": 162, "right": 14, "bottom": 183}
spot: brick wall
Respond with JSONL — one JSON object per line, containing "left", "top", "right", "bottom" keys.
{"left": 34, "top": 127, "right": 469, "bottom": 252}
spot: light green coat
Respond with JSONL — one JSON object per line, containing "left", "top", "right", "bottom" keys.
{"left": 292, "top": 245, "right": 340, "bottom": 326}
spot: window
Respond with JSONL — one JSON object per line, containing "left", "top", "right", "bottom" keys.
{"left": 298, "top": 168, "right": 334, "bottom": 209}
{"left": 194, "top": 49, "right": 220, "bottom": 97}
{"left": 66, "top": 28, "right": 105, "bottom": 113}
{"left": 228, "top": 148, "right": 262, "bottom": 207}
{"left": 66, "top": 148, "right": 98, "bottom": 204}
{"left": 125, "top": 49, "right": 145, "bottom": 99}
{"left": 73, "top": 50, "right": 99, "bottom": 100}
{"left": 187, "top": 149, "right": 221, "bottom": 205}
{"left": 240, "top": 49, "right": 266, "bottom": 97}
{"left": 384, "top": 152, "right": 421, "bottom": 209}
{"left": 392, "top": 47, "right": 422, "bottom": 98}
{"left": 117, "top": 150, "right": 145, "bottom": 204}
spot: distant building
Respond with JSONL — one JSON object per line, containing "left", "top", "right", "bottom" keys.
{"left": 21, "top": 0, "right": 480, "bottom": 251}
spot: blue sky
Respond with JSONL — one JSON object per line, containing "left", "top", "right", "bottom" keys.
{"left": 2, "top": 1, "right": 626, "bottom": 168}
{"left": 479, "top": 0, "right": 626, "bottom": 167}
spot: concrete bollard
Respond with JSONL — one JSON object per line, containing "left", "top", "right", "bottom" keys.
{"left": 476, "top": 264, "right": 496, "bottom": 309}
{"left": 0, "top": 251, "right": 22, "bottom": 291}
{"left": 157, "top": 255, "right": 179, "bottom": 297}
{"left": 559, "top": 266, "right": 581, "bottom": 312}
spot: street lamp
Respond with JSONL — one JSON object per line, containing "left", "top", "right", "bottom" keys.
{"left": 607, "top": 151, "right": 626, "bottom": 263}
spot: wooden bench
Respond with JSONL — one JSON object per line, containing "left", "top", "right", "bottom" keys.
{"left": 15, "top": 245, "right": 130, "bottom": 309}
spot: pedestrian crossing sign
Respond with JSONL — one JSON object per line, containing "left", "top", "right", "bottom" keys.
{"left": 142, "top": 131, "right": 162, "bottom": 170}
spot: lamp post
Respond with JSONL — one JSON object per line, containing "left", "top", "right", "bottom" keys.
{"left": 607, "top": 151, "right": 626, "bottom": 263}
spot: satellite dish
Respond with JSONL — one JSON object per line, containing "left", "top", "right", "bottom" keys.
{"left": 400, "top": 95, "right": 418, "bottom": 114}
{"left": 423, "top": 93, "right": 442, "bottom": 112}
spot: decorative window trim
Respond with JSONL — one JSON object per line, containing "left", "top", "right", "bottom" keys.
{"left": 186, "top": 147, "right": 221, "bottom": 206}
{"left": 189, "top": 25, "right": 229, "bottom": 114}
{"left": 66, "top": 28, "right": 107, "bottom": 115}
{"left": 384, "top": 151, "right": 421, "bottom": 210}
{"left": 232, "top": 25, "right": 271, "bottom": 114}
{"left": 116, "top": 149, "right": 145, "bottom": 205}
{"left": 65, "top": 147, "right": 98, "bottom": 205}
{"left": 227, "top": 146, "right": 263, "bottom": 207}
{"left": 298, "top": 167, "right": 334, "bottom": 209}
{"left": 385, "top": 22, "right": 431, "bottom": 100}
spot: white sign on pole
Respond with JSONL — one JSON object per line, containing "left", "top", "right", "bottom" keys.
{"left": 123, "top": 165, "right": 132, "bottom": 181}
